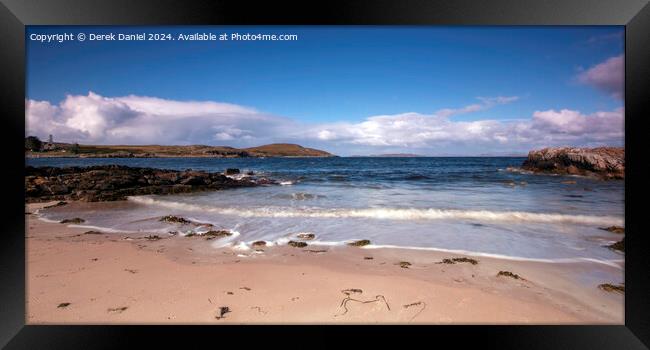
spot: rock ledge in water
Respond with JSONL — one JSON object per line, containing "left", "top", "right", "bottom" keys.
{"left": 521, "top": 147, "right": 624, "bottom": 179}
{"left": 25, "top": 165, "right": 257, "bottom": 202}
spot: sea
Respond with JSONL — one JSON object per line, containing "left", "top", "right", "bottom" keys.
{"left": 28, "top": 157, "right": 625, "bottom": 268}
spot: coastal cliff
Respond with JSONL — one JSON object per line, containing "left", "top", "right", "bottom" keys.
{"left": 25, "top": 165, "right": 262, "bottom": 202}
{"left": 521, "top": 147, "right": 624, "bottom": 179}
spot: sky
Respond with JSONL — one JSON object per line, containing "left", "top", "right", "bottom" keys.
{"left": 25, "top": 26, "right": 624, "bottom": 156}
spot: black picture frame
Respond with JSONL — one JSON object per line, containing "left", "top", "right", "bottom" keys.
{"left": 1, "top": 0, "right": 649, "bottom": 348}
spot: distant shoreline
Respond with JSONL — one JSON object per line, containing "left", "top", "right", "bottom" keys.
{"left": 24, "top": 141, "right": 335, "bottom": 158}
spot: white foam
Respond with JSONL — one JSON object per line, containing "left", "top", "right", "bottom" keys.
{"left": 279, "top": 181, "right": 293, "bottom": 186}
{"left": 35, "top": 215, "right": 61, "bottom": 224}
{"left": 128, "top": 196, "right": 623, "bottom": 226}
{"left": 68, "top": 224, "right": 140, "bottom": 233}
{"left": 232, "top": 242, "right": 251, "bottom": 251}
{"left": 362, "top": 244, "right": 624, "bottom": 269}
{"left": 209, "top": 230, "right": 242, "bottom": 248}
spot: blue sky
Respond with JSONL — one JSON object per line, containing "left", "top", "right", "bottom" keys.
{"left": 26, "top": 26, "right": 624, "bottom": 156}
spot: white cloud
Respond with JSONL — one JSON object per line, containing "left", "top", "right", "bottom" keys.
{"left": 26, "top": 92, "right": 623, "bottom": 155}
{"left": 306, "top": 107, "right": 623, "bottom": 152}
{"left": 26, "top": 92, "right": 292, "bottom": 146}
{"left": 578, "top": 55, "right": 623, "bottom": 99}
{"left": 434, "top": 95, "right": 519, "bottom": 118}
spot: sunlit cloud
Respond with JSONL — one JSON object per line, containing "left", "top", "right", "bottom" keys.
{"left": 577, "top": 54, "right": 623, "bottom": 100}
{"left": 26, "top": 92, "right": 623, "bottom": 155}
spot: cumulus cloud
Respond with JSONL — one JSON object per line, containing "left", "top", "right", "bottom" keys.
{"left": 307, "top": 107, "right": 623, "bottom": 152}
{"left": 26, "top": 92, "right": 293, "bottom": 146}
{"left": 578, "top": 55, "right": 623, "bottom": 99}
{"left": 26, "top": 92, "right": 623, "bottom": 155}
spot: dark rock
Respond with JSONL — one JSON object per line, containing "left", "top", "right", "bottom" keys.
{"left": 44, "top": 201, "right": 68, "bottom": 209}
{"left": 287, "top": 240, "right": 308, "bottom": 248}
{"left": 60, "top": 218, "right": 85, "bottom": 224}
{"left": 254, "top": 178, "right": 277, "bottom": 185}
{"left": 203, "top": 230, "right": 232, "bottom": 238}
{"left": 252, "top": 241, "right": 267, "bottom": 247}
{"left": 398, "top": 261, "right": 412, "bottom": 268}
{"left": 225, "top": 168, "right": 240, "bottom": 175}
{"left": 521, "top": 147, "right": 624, "bottom": 179}
{"left": 609, "top": 237, "right": 624, "bottom": 252}
{"left": 600, "top": 226, "right": 624, "bottom": 234}
{"left": 160, "top": 215, "right": 192, "bottom": 225}
{"left": 598, "top": 283, "right": 624, "bottom": 293}
{"left": 25, "top": 165, "right": 256, "bottom": 202}
{"left": 347, "top": 239, "right": 371, "bottom": 247}
{"left": 296, "top": 233, "right": 316, "bottom": 240}
{"left": 84, "top": 231, "right": 102, "bottom": 235}
{"left": 180, "top": 176, "right": 205, "bottom": 186}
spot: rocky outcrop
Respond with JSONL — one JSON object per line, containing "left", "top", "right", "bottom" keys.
{"left": 521, "top": 147, "right": 624, "bottom": 179}
{"left": 25, "top": 165, "right": 257, "bottom": 202}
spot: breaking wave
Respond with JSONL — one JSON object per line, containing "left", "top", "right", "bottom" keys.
{"left": 128, "top": 196, "right": 623, "bottom": 226}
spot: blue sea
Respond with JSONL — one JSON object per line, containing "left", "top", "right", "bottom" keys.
{"left": 28, "top": 157, "right": 625, "bottom": 265}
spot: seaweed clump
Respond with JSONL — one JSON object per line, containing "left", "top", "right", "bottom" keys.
{"left": 398, "top": 261, "right": 412, "bottom": 269}
{"left": 347, "top": 239, "right": 371, "bottom": 247}
{"left": 439, "top": 257, "right": 479, "bottom": 265}
{"left": 288, "top": 240, "right": 308, "bottom": 248}
{"left": 598, "top": 283, "right": 624, "bottom": 293}
{"left": 296, "top": 233, "right": 316, "bottom": 240}
{"left": 600, "top": 226, "right": 624, "bottom": 234}
{"left": 497, "top": 271, "right": 524, "bottom": 280}
{"left": 609, "top": 238, "right": 625, "bottom": 252}
{"left": 160, "top": 215, "right": 192, "bottom": 224}
{"left": 60, "top": 218, "right": 85, "bottom": 224}
{"left": 216, "top": 306, "right": 231, "bottom": 319}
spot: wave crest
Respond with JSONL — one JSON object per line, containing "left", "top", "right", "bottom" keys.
{"left": 128, "top": 196, "right": 622, "bottom": 226}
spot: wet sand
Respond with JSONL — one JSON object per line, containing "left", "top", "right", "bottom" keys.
{"left": 26, "top": 202, "right": 624, "bottom": 324}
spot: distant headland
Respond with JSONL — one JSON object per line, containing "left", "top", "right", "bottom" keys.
{"left": 25, "top": 136, "right": 335, "bottom": 158}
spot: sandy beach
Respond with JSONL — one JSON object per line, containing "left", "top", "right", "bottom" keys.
{"left": 25, "top": 201, "right": 624, "bottom": 324}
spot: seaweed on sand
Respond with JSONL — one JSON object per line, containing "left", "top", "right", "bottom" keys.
{"left": 600, "top": 226, "right": 624, "bottom": 234}
{"left": 107, "top": 306, "right": 128, "bottom": 313}
{"left": 398, "top": 261, "right": 412, "bottom": 268}
{"left": 438, "top": 257, "right": 479, "bottom": 265}
{"left": 403, "top": 301, "right": 426, "bottom": 322}
{"left": 216, "top": 306, "right": 231, "bottom": 319}
{"left": 497, "top": 271, "right": 525, "bottom": 280}
{"left": 335, "top": 289, "right": 390, "bottom": 317}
